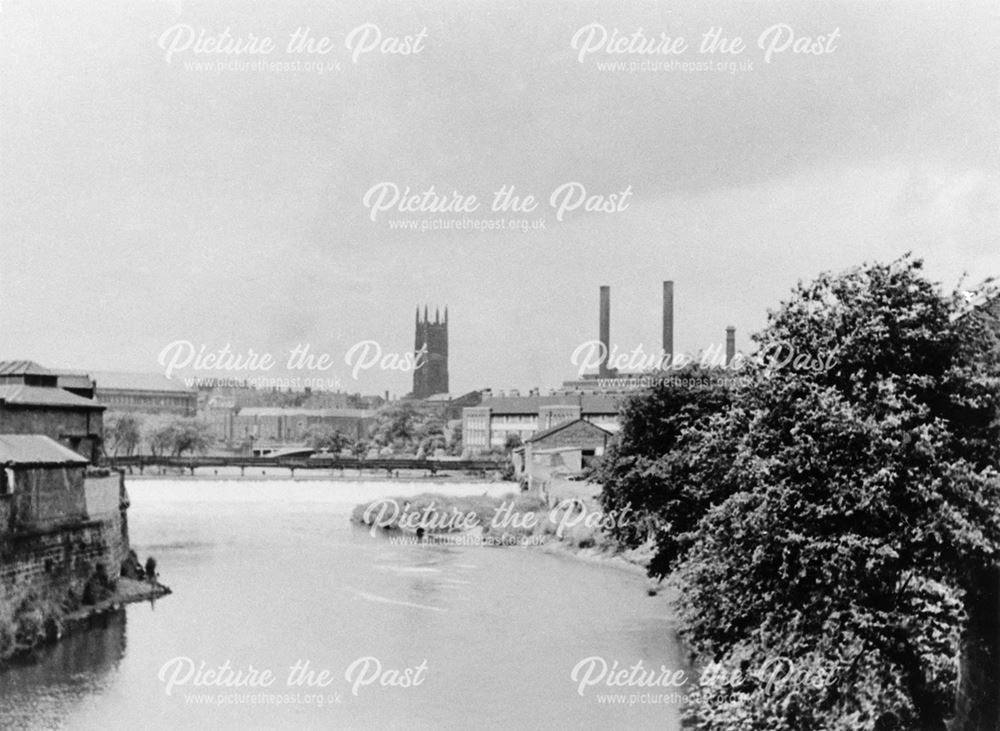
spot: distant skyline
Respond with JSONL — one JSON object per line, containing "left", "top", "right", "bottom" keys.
{"left": 2, "top": 0, "right": 998, "bottom": 395}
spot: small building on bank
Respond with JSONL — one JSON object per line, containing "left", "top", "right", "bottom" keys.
{"left": 0, "top": 361, "right": 105, "bottom": 462}
{"left": 514, "top": 418, "right": 613, "bottom": 490}
{"left": 0, "top": 434, "right": 129, "bottom": 599}
{"left": 0, "top": 434, "right": 90, "bottom": 533}
{"left": 462, "top": 393, "right": 620, "bottom": 454}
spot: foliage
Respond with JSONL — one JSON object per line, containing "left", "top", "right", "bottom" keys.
{"left": 504, "top": 433, "right": 523, "bottom": 453}
{"left": 446, "top": 421, "right": 463, "bottom": 456}
{"left": 597, "top": 256, "right": 1000, "bottom": 729}
{"left": 593, "top": 365, "right": 735, "bottom": 577}
{"left": 303, "top": 424, "right": 351, "bottom": 453}
{"left": 368, "top": 402, "right": 420, "bottom": 453}
{"left": 144, "top": 416, "right": 214, "bottom": 457}
{"left": 103, "top": 412, "right": 143, "bottom": 457}
{"left": 367, "top": 402, "right": 452, "bottom": 456}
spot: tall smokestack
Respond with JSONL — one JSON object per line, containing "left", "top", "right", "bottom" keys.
{"left": 599, "top": 285, "right": 611, "bottom": 377}
{"left": 662, "top": 281, "right": 674, "bottom": 367}
{"left": 726, "top": 326, "right": 736, "bottom": 366}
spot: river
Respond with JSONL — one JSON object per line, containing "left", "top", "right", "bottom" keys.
{"left": 0, "top": 479, "right": 689, "bottom": 730}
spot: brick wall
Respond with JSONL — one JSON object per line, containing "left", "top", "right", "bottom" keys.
{"left": 0, "top": 517, "right": 125, "bottom": 600}
{"left": 0, "top": 473, "right": 129, "bottom": 603}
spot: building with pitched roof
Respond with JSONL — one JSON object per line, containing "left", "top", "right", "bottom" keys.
{"left": 0, "top": 361, "right": 104, "bottom": 461}
{"left": 461, "top": 392, "right": 620, "bottom": 454}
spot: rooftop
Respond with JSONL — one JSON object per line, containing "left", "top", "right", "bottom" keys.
{"left": 527, "top": 417, "right": 613, "bottom": 444}
{"left": 237, "top": 407, "right": 374, "bottom": 418}
{"left": 0, "top": 360, "right": 55, "bottom": 377}
{"left": 0, "top": 384, "right": 104, "bottom": 410}
{"left": 478, "top": 394, "right": 621, "bottom": 415}
{"left": 0, "top": 435, "right": 89, "bottom": 465}
{"left": 56, "top": 372, "right": 95, "bottom": 390}
{"left": 91, "top": 371, "right": 194, "bottom": 394}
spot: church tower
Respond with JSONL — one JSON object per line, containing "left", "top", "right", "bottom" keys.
{"left": 413, "top": 305, "right": 449, "bottom": 398}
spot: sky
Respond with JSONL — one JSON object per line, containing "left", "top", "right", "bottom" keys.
{"left": 1, "top": 0, "right": 998, "bottom": 397}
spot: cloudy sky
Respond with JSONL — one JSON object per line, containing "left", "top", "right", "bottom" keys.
{"left": 1, "top": 0, "right": 998, "bottom": 396}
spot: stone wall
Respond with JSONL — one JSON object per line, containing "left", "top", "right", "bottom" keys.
{"left": 0, "top": 473, "right": 129, "bottom": 602}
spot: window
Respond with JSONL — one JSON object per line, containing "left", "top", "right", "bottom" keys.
{"left": 1, "top": 468, "right": 13, "bottom": 495}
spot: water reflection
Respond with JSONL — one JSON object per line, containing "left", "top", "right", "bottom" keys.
{"left": 0, "top": 609, "right": 127, "bottom": 729}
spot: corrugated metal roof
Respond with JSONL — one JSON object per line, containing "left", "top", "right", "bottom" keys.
{"left": 0, "top": 384, "right": 105, "bottom": 409}
{"left": 0, "top": 360, "right": 54, "bottom": 377}
{"left": 91, "top": 371, "right": 194, "bottom": 394}
{"left": 0, "top": 435, "right": 89, "bottom": 465}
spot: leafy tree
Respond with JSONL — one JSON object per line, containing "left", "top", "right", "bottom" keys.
{"left": 594, "top": 365, "right": 735, "bottom": 577}
{"left": 303, "top": 424, "right": 351, "bottom": 453}
{"left": 169, "top": 418, "right": 214, "bottom": 456}
{"left": 143, "top": 416, "right": 176, "bottom": 457}
{"left": 504, "top": 433, "right": 524, "bottom": 453}
{"left": 369, "top": 402, "right": 420, "bottom": 453}
{"left": 416, "top": 434, "right": 447, "bottom": 458}
{"left": 103, "top": 412, "right": 143, "bottom": 457}
{"left": 598, "top": 257, "right": 1000, "bottom": 729}
{"left": 446, "top": 421, "right": 464, "bottom": 456}
{"left": 143, "top": 416, "right": 213, "bottom": 457}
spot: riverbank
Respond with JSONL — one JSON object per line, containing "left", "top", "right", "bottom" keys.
{"left": 125, "top": 471, "right": 507, "bottom": 483}
{"left": 351, "top": 489, "right": 660, "bottom": 587}
{"left": 0, "top": 577, "right": 171, "bottom": 666}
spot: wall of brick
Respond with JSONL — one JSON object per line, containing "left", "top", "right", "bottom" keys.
{"left": 0, "top": 473, "right": 129, "bottom": 603}
{"left": 0, "top": 517, "right": 126, "bottom": 601}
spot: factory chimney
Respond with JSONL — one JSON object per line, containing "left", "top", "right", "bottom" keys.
{"left": 726, "top": 326, "right": 736, "bottom": 366}
{"left": 599, "top": 285, "right": 611, "bottom": 377}
{"left": 662, "top": 281, "right": 674, "bottom": 367}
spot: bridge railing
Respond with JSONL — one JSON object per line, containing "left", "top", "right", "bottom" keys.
{"left": 104, "top": 455, "right": 505, "bottom": 473}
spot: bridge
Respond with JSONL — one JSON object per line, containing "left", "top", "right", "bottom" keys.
{"left": 105, "top": 454, "right": 507, "bottom": 476}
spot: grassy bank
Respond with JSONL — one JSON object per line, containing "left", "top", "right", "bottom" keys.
{"left": 0, "top": 578, "right": 170, "bottom": 665}
{"left": 351, "top": 490, "right": 656, "bottom": 576}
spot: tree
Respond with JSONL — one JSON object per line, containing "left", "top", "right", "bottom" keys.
{"left": 369, "top": 402, "right": 419, "bottom": 453}
{"left": 170, "top": 418, "right": 213, "bottom": 457}
{"left": 303, "top": 424, "right": 351, "bottom": 453}
{"left": 598, "top": 257, "right": 1000, "bottom": 729}
{"left": 143, "top": 417, "right": 213, "bottom": 457}
{"left": 446, "top": 421, "right": 463, "bottom": 456}
{"left": 594, "top": 365, "right": 735, "bottom": 577}
{"left": 352, "top": 439, "right": 370, "bottom": 459}
{"left": 103, "top": 412, "right": 143, "bottom": 457}
{"left": 144, "top": 417, "right": 176, "bottom": 458}
{"left": 504, "top": 433, "right": 524, "bottom": 453}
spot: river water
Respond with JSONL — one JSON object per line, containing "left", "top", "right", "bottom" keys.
{"left": 0, "top": 479, "right": 689, "bottom": 730}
